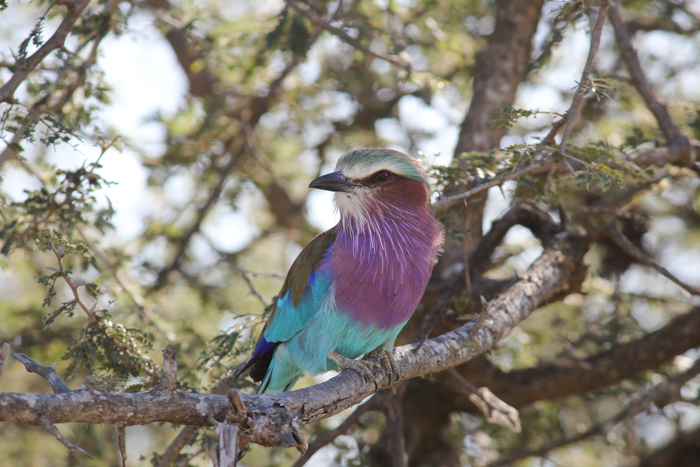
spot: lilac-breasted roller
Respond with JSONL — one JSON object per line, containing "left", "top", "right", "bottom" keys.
{"left": 238, "top": 148, "right": 444, "bottom": 393}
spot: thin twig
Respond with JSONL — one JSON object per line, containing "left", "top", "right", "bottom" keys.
{"left": 558, "top": 1, "right": 610, "bottom": 153}
{"left": 152, "top": 427, "right": 198, "bottom": 467}
{"left": 432, "top": 158, "right": 555, "bottom": 215}
{"left": 233, "top": 265, "right": 268, "bottom": 307}
{"left": 609, "top": 2, "right": 695, "bottom": 167}
{"left": 609, "top": 4, "right": 682, "bottom": 146}
{"left": 606, "top": 224, "right": 700, "bottom": 296}
{"left": 0, "top": 0, "right": 91, "bottom": 104}
{"left": 542, "top": 162, "right": 558, "bottom": 194}
{"left": 49, "top": 244, "right": 97, "bottom": 323}
{"left": 285, "top": 0, "right": 412, "bottom": 71}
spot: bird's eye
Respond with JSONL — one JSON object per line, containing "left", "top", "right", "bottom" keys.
{"left": 372, "top": 170, "right": 392, "bottom": 183}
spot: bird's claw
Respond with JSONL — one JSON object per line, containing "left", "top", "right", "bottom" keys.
{"left": 327, "top": 349, "right": 399, "bottom": 388}
{"left": 328, "top": 351, "right": 376, "bottom": 385}
{"left": 365, "top": 348, "right": 400, "bottom": 383}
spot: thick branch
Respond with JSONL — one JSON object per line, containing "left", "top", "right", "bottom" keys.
{"left": 140, "top": 0, "right": 218, "bottom": 99}
{"left": 440, "top": 0, "right": 546, "bottom": 273}
{"left": 0, "top": 231, "right": 590, "bottom": 448}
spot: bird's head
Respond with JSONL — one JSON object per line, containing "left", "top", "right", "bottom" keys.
{"left": 309, "top": 149, "right": 431, "bottom": 220}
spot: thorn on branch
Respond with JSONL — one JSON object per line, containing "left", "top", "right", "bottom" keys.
{"left": 157, "top": 344, "right": 178, "bottom": 390}
{"left": 13, "top": 353, "right": 71, "bottom": 394}
{"left": 39, "top": 414, "right": 95, "bottom": 459}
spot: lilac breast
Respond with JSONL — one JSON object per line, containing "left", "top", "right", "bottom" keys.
{"left": 320, "top": 204, "right": 443, "bottom": 330}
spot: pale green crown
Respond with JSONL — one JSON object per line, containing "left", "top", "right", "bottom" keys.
{"left": 336, "top": 149, "right": 429, "bottom": 187}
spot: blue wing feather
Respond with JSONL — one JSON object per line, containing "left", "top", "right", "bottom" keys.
{"left": 263, "top": 270, "right": 331, "bottom": 343}
{"left": 242, "top": 229, "right": 336, "bottom": 386}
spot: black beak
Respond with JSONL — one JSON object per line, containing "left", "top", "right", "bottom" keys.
{"left": 309, "top": 171, "right": 362, "bottom": 193}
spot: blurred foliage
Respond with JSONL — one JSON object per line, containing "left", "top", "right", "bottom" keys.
{"left": 1, "top": 0, "right": 700, "bottom": 466}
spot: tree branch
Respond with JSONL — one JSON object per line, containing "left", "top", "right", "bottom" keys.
{"left": 609, "top": 1, "right": 696, "bottom": 167}
{"left": 0, "top": 230, "right": 590, "bottom": 449}
{"left": 491, "top": 357, "right": 700, "bottom": 466}
{"left": 13, "top": 353, "right": 70, "bottom": 394}
{"left": 431, "top": 158, "right": 555, "bottom": 216}
{"left": 557, "top": 1, "right": 610, "bottom": 154}
{"left": 0, "top": 0, "right": 90, "bottom": 104}
{"left": 38, "top": 414, "right": 95, "bottom": 459}
{"left": 285, "top": 0, "right": 412, "bottom": 71}
{"left": 423, "top": 304, "right": 700, "bottom": 415}
{"left": 605, "top": 224, "right": 700, "bottom": 296}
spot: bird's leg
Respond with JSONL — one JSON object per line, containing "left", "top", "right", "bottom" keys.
{"left": 328, "top": 351, "right": 376, "bottom": 384}
{"left": 364, "top": 348, "right": 400, "bottom": 383}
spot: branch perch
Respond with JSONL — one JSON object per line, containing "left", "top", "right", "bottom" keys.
{"left": 0, "top": 230, "right": 589, "bottom": 449}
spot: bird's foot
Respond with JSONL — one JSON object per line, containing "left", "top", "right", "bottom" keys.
{"left": 328, "top": 351, "right": 376, "bottom": 384}
{"left": 365, "top": 348, "right": 400, "bottom": 383}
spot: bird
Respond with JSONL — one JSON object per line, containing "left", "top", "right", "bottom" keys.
{"left": 237, "top": 148, "right": 444, "bottom": 394}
